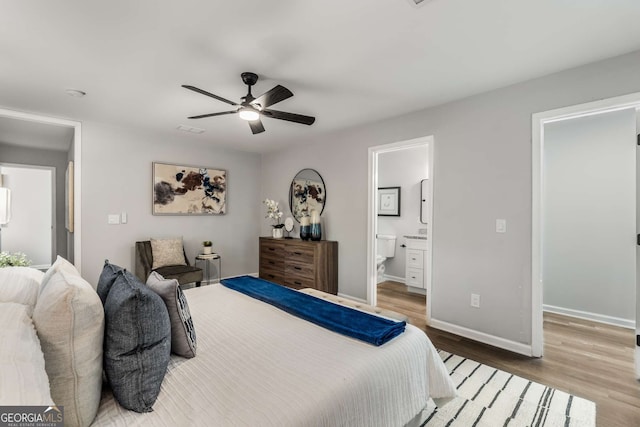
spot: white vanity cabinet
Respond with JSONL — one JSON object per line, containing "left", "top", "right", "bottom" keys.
{"left": 404, "top": 236, "right": 428, "bottom": 290}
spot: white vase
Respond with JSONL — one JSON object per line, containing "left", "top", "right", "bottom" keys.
{"left": 272, "top": 227, "right": 284, "bottom": 239}
{"left": 203, "top": 246, "right": 212, "bottom": 255}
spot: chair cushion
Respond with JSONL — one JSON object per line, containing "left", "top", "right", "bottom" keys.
{"left": 103, "top": 270, "right": 171, "bottom": 413}
{"left": 146, "top": 271, "right": 197, "bottom": 358}
{"left": 0, "top": 266, "right": 43, "bottom": 316}
{"left": 33, "top": 270, "right": 104, "bottom": 427}
{"left": 150, "top": 237, "right": 186, "bottom": 269}
{"left": 96, "top": 260, "right": 124, "bottom": 305}
{"left": 155, "top": 265, "right": 203, "bottom": 285}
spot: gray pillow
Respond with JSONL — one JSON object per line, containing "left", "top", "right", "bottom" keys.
{"left": 103, "top": 270, "right": 171, "bottom": 413}
{"left": 146, "top": 272, "right": 197, "bottom": 358}
{"left": 96, "top": 260, "right": 124, "bottom": 305}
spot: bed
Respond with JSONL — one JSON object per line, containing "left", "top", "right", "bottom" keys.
{"left": 91, "top": 282, "right": 456, "bottom": 427}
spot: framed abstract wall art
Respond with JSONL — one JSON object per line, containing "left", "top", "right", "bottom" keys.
{"left": 153, "top": 162, "right": 227, "bottom": 215}
{"left": 377, "top": 186, "right": 400, "bottom": 216}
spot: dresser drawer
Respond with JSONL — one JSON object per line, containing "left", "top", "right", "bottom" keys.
{"left": 259, "top": 267, "right": 285, "bottom": 285}
{"left": 261, "top": 240, "right": 285, "bottom": 257}
{"left": 260, "top": 256, "right": 284, "bottom": 271}
{"left": 406, "top": 268, "right": 424, "bottom": 288}
{"left": 285, "top": 259, "right": 315, "bottom": 279}
{"left": 284, "top": 275, "right": 315, "bottom": 290}
{"left": 406, "top": 249, "right": 424, "bottom": 269}
{"left": 284, "top": 244, "right": 315, "bottom": 264}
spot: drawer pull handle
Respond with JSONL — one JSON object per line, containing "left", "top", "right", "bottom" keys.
{"left": 294, "top": 281, "right": 302, "bottom": 285}
{"left": 268, "top": 274, "right": 275, "bottom": 278}
{"left": 294, "top": 251, "right": 302, "bottom": 255}
{"left": 268, "top": 248, "right": 275, "bottom": 251}
{"left": 294, "top": 266, "right": 301, "bottom": 270}
{"left": 269, "top": 261, "right": 274, "bottom": 264}
{"left": 412, "top": 258, "right": 417, "bottom": 261}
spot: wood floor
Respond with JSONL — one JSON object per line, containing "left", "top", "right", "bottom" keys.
{"left": 376, "top": 280, "right": 640, "bottom": 426}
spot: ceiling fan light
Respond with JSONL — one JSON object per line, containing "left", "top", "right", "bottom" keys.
{"left": 239, "top": 108, "right": 260, "bottom": 121}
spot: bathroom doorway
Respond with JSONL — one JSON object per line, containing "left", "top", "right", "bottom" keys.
{"left": 367, "top": 136, "right": 434, "bottom": 322}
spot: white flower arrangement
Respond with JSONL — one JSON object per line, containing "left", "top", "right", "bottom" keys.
{"left": 263, "top": 198, "right": 284, "bottom": 228}
{"left": 0, "top": 251, "right": 31, "bottom": 267}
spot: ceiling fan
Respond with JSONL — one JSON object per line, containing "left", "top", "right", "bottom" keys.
{"left": 182, "top": 72, "right": 315, "bottom": 135}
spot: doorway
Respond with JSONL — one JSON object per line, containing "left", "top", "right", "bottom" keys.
{"left": 0, "top": 108, "right": 82, "bottom": 272}
{"left": 367, "top": 136, "right": 434, "bottom": 320}
{"left": 0, "top": 164, "right": 55, "bottom": 268}
{"left": 532, "top": 92, "right": 640, "bottom": 377}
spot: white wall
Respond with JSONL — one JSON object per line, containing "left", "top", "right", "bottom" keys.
{"left": 0, "top": 165, "right": 52, "bottom": 266}
{"left": 80, "top": 121, "right": 261, "bottom": 287}
{"left": 378, "top": 145, "right": 428, "bottom": 278}
{"left": 543, "top": 109, "right": 636, "bottom": 323}
{"left": 261, "top": 50, "right": 640, "bottom": 347}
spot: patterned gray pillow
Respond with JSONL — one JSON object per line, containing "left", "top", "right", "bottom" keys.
{"left": 146, "top": 271, "right": 197, "bottom": 358}
{"left": 96, "top": 260, "right": 124, "bottom": 305}
{"left": 150, "top": 238, "right": 186, "bottom": 270}
{"left": 103, "top": 270, "right": 171, "bottom": 413}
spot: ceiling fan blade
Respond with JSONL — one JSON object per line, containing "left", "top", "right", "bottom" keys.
{"left": 182, "top": 85, "right": 238, "bottom": 106}
{"left": 188, "top": 111, "right": 237, "bottom": 119}
{"left": 248, "top": 119, "right": 265, "bottom": 134}
{"left": 262, "top": 109, "right": 316, "bottom": 126}
{"left": 251, "top": 85, "right": 293, "bottom": 109}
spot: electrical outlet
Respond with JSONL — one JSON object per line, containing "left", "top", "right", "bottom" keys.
{"left": 496, "top": 219, "right": 506, "bottom": 233}
{"left": 471, "top": 294, "right": 480, "bottom": 308}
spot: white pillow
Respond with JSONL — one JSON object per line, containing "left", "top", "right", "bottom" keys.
{"left": 0, "top": 302, "right": 54, "bottom": 405}
{"left": 150, "top": 237, "right": 186, "bottom": 269}
{"left": 0, "top": 266, "right": 43, "bottom": 316}
{"left": 40, "top": 255, "right": 80, "bottom": 294}
{"left": 33, "top": 270, "right": 104, "bottom": 427}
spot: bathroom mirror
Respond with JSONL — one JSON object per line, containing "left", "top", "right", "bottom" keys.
{"left": 289, "top": 168, "right": 325, "bottom": 222}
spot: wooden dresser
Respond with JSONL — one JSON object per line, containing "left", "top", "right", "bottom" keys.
{"left": 259, "top": 237, "right": 338, "bottom": 294}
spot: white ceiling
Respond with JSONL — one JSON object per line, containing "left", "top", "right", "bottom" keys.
{"left": 1, "top": 0, "right": 640, "bottom": 153}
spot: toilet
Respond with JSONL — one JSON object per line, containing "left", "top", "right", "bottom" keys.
{"left": 376, "top": 234, "right": 396, "bottom": 283}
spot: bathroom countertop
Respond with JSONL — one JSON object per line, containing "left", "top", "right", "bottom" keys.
{"left": 404, "top": 234, "right": 427, "bottom": 240}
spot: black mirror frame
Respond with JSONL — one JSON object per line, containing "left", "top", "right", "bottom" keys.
{"left": 289, "top": 168, "right": 326, "bottom": 223}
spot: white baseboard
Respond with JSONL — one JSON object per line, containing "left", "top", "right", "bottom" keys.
{"left": 407, "top": 286, "right": 426, "bottom": 295}
{"left": 337, "top": 293, "right": 368, "bottom": 304}
{"left": 543, "top": 304, "right": 635, "bottom": 330}
{"left": 429, "top": 318, "right": 533, "bottom": 357}
{"left": 382, "top": 274, "right": 405, "bottom": 284}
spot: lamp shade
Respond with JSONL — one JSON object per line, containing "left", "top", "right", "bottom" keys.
{"left": 0, "top": 188, "right": 11, "bottom": 225}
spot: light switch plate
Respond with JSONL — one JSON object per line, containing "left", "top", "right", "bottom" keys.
{"left": 108, "top": 214, "right": 120, "bottom": 225}
{"left": 121, "top": 212, "right": 127, "bottom": 224}
{"left": 496, "top": 219, "right": 507, "bottom": 233}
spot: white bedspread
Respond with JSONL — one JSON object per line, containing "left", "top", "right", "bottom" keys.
{"left": 92, "top": 284, "right": 455, "bottom": 427}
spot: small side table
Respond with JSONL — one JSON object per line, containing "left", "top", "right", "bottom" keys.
{"left": 194, "top": 253, "right": 221, "bottom": 286}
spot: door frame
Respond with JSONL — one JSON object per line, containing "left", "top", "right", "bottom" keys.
{"left": 367, "top": 135, "right": 434, "bottom": 319}
{"left": 531, "top": 91, "right": 640, "bottom": 357}
{"left": 0, "top": 108, "right": 82, "bottom": 273}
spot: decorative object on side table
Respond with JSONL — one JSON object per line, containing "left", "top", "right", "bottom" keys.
{"left": 202, "top": 240, "right": 212, "bottom": 255}
{"left": 284, "top": 217, "right": 294, "bottom": 239}
{"left": 299, "top": 215, "right": 311, "bottom": 241}
{"left": 0, "top": 251, "right": 31, "bottom": 267}
{"left": 310, "top": 209, "right": 322, "bottom": 241}
{"left": 263, "top": 198, "right": 285, "bottom": 239}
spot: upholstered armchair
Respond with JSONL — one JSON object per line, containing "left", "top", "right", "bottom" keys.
{"left": 135, "top": 240, "right": 203, "bottom": 286}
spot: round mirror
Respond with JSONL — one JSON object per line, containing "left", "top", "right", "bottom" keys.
{"left": 289, "top": 168, "right": 326, "bottom": 222}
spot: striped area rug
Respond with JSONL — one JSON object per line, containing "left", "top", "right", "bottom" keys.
{"left": 420, "top": 350, "right": 596, "bottom": 427}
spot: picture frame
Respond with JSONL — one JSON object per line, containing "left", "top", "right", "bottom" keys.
{"left": 152, "top": 162, "right": 227, "bottom": 215}
{"left": 65, "top": 161, "right": 74, "bottom": 232}
{"left": 377, "top": 186, "right": 401, "bottom": 216}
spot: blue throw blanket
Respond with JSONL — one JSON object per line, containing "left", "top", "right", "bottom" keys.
{"left": 221, "top": 276, "right": 406, "bottom": 346}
